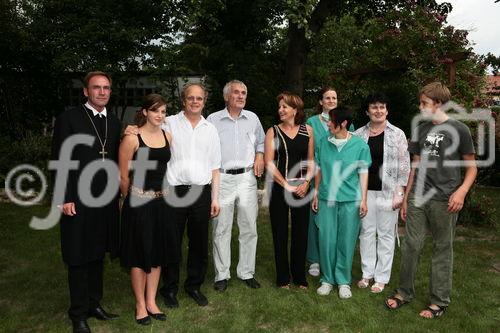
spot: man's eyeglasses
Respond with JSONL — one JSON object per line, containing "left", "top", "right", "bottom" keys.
{"left": 186, "top": 96, "right": 204, "bottom": 102}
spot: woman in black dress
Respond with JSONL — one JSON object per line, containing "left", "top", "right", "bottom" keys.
{"left": 264, "top": 92, "right": 315, "bottom": 289}
{"left": 119, "top": 94, "right": 179, "bottom": 325}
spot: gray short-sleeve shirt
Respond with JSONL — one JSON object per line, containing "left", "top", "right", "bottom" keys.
{"left": 409, "top": 118, "right": 475, "bottom": 201}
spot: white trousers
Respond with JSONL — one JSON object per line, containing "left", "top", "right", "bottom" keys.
{"left": 212, "top": 170, "right": 258, "bottom": 281}
{"left": 359, "top": 190, "right": 399, "bottom": 284}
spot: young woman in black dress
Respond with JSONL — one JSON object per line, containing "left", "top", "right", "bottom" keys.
{"left": 119, "top": 94, "right": 179, "bottom": 325}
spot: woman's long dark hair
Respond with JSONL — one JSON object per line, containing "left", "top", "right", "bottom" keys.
{"left": 134, "top": 94, "right": 167, "bottom": 127}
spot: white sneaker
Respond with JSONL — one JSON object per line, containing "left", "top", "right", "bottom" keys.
{"left": 338, "top": 285, "right": 352, "bottom": 299}
{"left": 317, "top": 282, "right": 333, "bottom": 296}
{"left": 308, "top": 263, "right": 320, "bottom": 277}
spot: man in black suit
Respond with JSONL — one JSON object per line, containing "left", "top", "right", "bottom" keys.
{"left": 52, "top": 71, "right": 121, "bottom": 333}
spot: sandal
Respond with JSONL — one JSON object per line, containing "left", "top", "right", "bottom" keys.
{"left": 384, "top": 293, "right": 409, "bottom": 310}
{"left": 371, "top": 282, "right": 385, "bottom": 293}
{"left": 279, "top": 284, "right": 290, "bottom": 289}
{"left": 419, "top": 305, "right": 447, "bottom": 319}
{"left": 298, "top": 284, "right": 308, "bottom": 290}
{"left": 357, "top": 278, "right": 370, "bottom": 289}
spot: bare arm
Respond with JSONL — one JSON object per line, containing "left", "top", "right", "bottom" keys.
{"left": 211, "top": 169, "right": 220, "bottom": 217}
{"left": 400, "top": 154, "right": 420, "bottom": 221}
{"left": 264, "top": 127, "right": 296, "bottom": 192}
{"left": 254, "top": 152, "right": 264, "bottom": 177}
{"left": 359, "top": 172, "right": 368, "bottom": 218}
{"left": 296, "top": 125, "right": 315, "bottom": 197}
{"left": 448, "top": 153, "right": 477, "bottom": 213}
{"left": 118, "top": 135, "right": 139, "bottom": 196}
{"left": 311, "top": 169, "right": 322, "bottom": 212}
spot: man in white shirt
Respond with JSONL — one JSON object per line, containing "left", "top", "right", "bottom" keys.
{"left": 207, "top": 80, "right": 265, "bottom": 292}
{"left": 159, "top": 83, "right": 221, "bottom": 307}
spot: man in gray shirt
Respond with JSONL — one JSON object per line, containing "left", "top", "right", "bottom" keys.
{"left": 385, "top": 82, "right": 477, "bottom": 319}
{"left": 207, "top": 80, "right": 265, "bottom": 291}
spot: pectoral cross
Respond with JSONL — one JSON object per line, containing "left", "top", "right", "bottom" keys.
{"left": 100, "top": 146, "right": 108, "bottom": 161}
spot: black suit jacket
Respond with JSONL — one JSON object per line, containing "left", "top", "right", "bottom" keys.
{"left": 51, "top": 105, "right": 121, "bottom": 265}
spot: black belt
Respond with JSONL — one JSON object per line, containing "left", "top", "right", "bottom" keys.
{"left": 174, "top": 184, "right": 211, "bottom": 190}
{"left": 220, "top": 167, "right": 253, "bottom": 175}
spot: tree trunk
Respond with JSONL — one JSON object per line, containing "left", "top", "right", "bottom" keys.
{"left": 283, "top": 0, "right": 340, "bottom": 96}
{"left": 284, "top": 23, "right": 307, "bottom": 95}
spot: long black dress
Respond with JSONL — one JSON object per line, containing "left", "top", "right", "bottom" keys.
{"left": 120, "top": 131, "right": 180, "bottom": 272}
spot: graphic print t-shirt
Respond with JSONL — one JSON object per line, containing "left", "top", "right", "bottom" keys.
{"left": 409, "top": 118, "right": 475, "bottom": 201}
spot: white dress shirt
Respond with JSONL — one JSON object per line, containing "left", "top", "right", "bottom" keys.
{"left": 84, "top": 102, "right": 107, "bottom": 117}
{"left": 206, "top": 108, "right": 265, "bottom": 170}
{"left": 162, "top": 111, "right": 221, "bottom": 186}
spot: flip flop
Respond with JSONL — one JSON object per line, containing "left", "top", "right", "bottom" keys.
{"left": 419, "top": 305, "right": 447, "bottom": 318}
{"left": 385, "top": 293, "right": 409, "bottom": 310}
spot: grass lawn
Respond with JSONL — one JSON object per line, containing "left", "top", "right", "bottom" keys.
{"left": 0, "top": 188, "right": 499, "bottom": 332}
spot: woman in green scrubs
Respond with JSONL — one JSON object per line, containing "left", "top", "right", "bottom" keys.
{"left": 306, "top": 87, "right": 355, "bottom": 277}
{"left": 312, "top": 106, "right": 371, "bottom": 299}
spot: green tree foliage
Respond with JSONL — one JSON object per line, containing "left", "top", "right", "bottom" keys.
{"left": 172, "top": 0, "right": 285, "bottom": 127}
{"left": 0, "top": 0, "right": 180, "bottom": 138}
{"left": 306, "top": 3, "right": 486, "bottom": 132}
{"left": 485, "top": 53, "right": 500, "bottom": 75}
{"left": 279, "top": 0, "right": 453, "bottom": 94}
{"left": 176, "top": 0, "right": 485, "bottom": 130}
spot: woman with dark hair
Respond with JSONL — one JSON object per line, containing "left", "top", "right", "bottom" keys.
{"left": 354, "top": 93, "right": 410, "bottom": 294}
{"left": 264, "top": 92, "right": 315, "bottom": 289}
{"left": 312, "top": 106, "right": 371, "bottom": 299}
{"left": 305, "top": 87, "right": 355, "bottom": 277}
{"left": 119, "top": 94, "right": 179, "bottom": 325}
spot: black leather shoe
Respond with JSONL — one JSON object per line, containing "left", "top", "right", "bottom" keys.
{"left": 163, "top": 292, "right": 179, "bottom": 308}
{"left": 147, "top": 310, "right": 167, "bottom": 321}
{"left": 72, "top": 319, "right": 91, "bottom": 333}
{"left": 214, "top": 279, "right": 228, "bottom": 292}
{"left": 136, "top": 315, "right": 151, "bottom": 326}
{"left": 242, "top": 277, "right": 261, "bottom": 289}
{"left": 88, "top": 306, "right": 119, "bottom": 320}
{"left": 186, "top": 289, "right": 208, "bottom": 306}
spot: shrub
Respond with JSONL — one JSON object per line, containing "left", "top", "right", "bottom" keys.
{"left": 458, "top": 187, "right": 497, "bottom": 228}
{"left": 0, "top": 133, "right": 51, "bottom": 192}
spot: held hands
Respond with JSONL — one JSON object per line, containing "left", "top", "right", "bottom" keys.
{"left": 359, "top": 199, "right": 368, "bottom": 218}
{"left": 283, "top": 182, "right": 298, "bottom": 193}
{"left": 295, "top": 181, "right": 310, "bottom": 198}
{"left": 448, "top": 187, "right": 467, "bottom": 213}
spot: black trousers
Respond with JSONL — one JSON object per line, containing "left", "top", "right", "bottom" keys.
{"left": 160, "top": 185, "right": 211, "bottom": 295}
{"left": 67, "top": 259, "right": 103, "bottom": 321}
{"left": 269, "top": 183, "right": 310, "bottom": 287}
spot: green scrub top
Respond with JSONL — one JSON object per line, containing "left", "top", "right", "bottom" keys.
{"left": 315, "top": 134, "right": 371, "bottom": 202}
{"left": 307, "top": 114, "right": 355, "bottom": 150}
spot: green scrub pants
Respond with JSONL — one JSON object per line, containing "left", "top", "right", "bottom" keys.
{"left": 306, "top": 208, "right": 320, "bottom": 264}
{"left": 317, "top": 200, "right": 360, "bottom": 285}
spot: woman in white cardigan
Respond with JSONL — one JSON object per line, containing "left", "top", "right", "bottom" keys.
{"left": 354, "top": 93, "right": 410, "bottom": 293}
